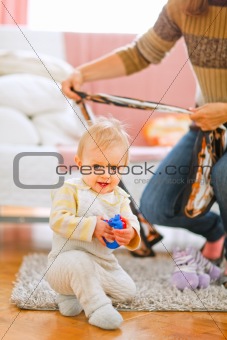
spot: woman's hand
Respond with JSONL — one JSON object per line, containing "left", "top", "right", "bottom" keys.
{"left": 62, "top": 69, "right": 84, "bottom": 101}
{"left": 189, "top": 102, "right": 227, "bottom": 130}
{"left": 61, "top": 53, "right": 126, "bottom": 101}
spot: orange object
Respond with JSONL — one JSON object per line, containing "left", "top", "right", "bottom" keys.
{"left": 143, "top": 115, "right": 191, "bottom": 147}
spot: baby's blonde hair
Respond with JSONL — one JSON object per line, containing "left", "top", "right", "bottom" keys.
{"left": 77, "top": 117, "right": 130, "bottom": 165}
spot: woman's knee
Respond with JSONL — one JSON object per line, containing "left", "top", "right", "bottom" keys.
{"left": 140, "top": 189, "right": 170, "bottom": 225}
{"left": 140, "top": 179, "right": 161, "bottom": 214}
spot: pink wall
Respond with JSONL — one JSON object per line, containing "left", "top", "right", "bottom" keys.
{"left": 65, "top": 32, "right": 196, "bottom": 146}
{"left": 0, "top": 0, "right": 27, "bottom": 24}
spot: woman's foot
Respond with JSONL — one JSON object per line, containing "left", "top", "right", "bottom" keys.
{"left": 201, "top": 235, "right": 225, "bottom": 266}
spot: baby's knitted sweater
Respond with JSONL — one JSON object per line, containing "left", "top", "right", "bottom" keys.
{"left": 48, "top": 178, "right": 140, "bottom": 263}
{"left": 116, "top": 0, "right": 227, "bottom": 104}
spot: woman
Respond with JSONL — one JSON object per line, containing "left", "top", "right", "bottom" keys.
{"left": 62, "top": 0, "right": 227, "bottom": 285}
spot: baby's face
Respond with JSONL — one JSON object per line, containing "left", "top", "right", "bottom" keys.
{"left": 76, "top": 142, "right": 128, "bottom": 194}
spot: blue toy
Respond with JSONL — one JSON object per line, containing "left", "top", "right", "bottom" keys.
{"left": 103, "top": 214, "right": 127, "bottom": 249}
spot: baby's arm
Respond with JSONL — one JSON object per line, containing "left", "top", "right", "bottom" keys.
{"left": 50, "top": 184, "right": 97, "bottom": 242}
{"left": 113, "top": 198, "right": 141, "bottom": 250}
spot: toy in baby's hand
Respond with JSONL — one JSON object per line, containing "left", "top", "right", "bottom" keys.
{"left": 103, "top": 214, "right": 127, "bottom": 249}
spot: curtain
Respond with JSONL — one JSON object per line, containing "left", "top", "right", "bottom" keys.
{"left": 0, "top": 0, "right": 28, "bottom": 24}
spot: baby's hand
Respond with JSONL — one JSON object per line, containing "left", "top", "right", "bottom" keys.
{"left": 113, "top": 221, "right": 136, "bottom": 246}
{"left": 93, "top": 216, "right": 115, "bottom": 246}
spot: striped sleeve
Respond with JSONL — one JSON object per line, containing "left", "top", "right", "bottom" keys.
{"left": 120, "top": 197, "right": 141, "bottom": 251}
{"left": 116, "top": 1, "right": 182, "bottom": 75}
{"left": 115, "top": 42, "right": 150, "bottom": 75}
{"left": 50, "top": 184, "right": 97, "bottom": 242}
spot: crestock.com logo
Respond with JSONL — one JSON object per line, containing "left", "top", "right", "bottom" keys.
{"left": 13, "top": 152, "right": 212, "bottom": 189}
{"left": 13, "top": 151, "right": 159, "bottom": 190}
{"left": 13, "top": 152, "right": 65, "bottom": 189}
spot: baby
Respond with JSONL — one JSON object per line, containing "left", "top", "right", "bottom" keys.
{"left": 46, "top": 117, "right": 140, "bottom": 330}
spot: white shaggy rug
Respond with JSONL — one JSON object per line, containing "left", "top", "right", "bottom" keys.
{"left": 11, "top": 252, "right": 227, "bottom": 312}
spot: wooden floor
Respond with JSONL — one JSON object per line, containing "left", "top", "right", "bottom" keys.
{"left": 1, "top": 220, "right": 227, "bottom": 340}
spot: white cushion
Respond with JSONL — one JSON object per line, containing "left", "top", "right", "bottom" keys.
{"left": 0, "top": 49, "right": 74, "bottom": 82}
{"left": 32, "top": 109, "right": 86, "bottom": 145}
{"left": 0, "top": 74, "right": 71, "bottom": 116}
{"left": 0, "top": 107, "right": 40, "bottom": 144}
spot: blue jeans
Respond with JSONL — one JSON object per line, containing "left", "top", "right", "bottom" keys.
{"left": 140, "top": 130, "right": 227, "bottom": 253}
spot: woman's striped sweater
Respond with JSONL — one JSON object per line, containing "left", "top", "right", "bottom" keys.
{"left": 116, "top": 0, "right": 227, "bottom": 104}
